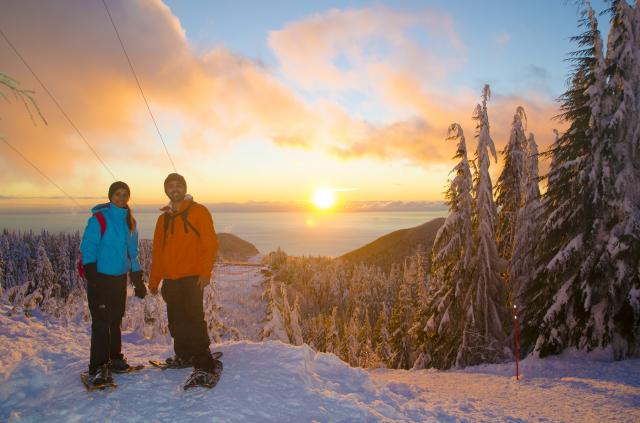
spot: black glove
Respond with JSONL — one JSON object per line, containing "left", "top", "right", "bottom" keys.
{"left": 129, "top": 270, "right": 147, "bottom": 299}
{"left": 84, "top": 262, "right": 98, "bottom": 284}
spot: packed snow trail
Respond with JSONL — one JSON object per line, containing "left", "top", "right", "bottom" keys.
{"left": 214, "top": 259, "right": 266, "bottom": 341}
{"left": 2, "top": 303, "right": 640, "bottom": 422}
{"left": 0, "top": 307, "right": 407, "bottom": 422}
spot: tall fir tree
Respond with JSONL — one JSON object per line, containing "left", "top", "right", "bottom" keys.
{"left": 324, "top": 306, "right": 340, "bottom": 355}
{"left": 593, "top": 0, "right": 640, "bottom": 356}
{"left": 413, "top": 124, "right": 474, "bottom": 369}
{"left": 521, "top": 7, "right": 601, "bottom": 356}
{"left": 280, "top": 283, "right": 293, "bottom": 342}
{"left": 1, "top": 235, "right": 14, "bottom": 290}
{"left": 203, "top": 282, "right": 224, "bottom": 343}
{"left": 260, "top": 277, "right": 289, "bottom": 342}
{"left": 32, "top": 238, "right": 54, "bottom": 295}
{"left": 510, "top": 133, "right": 541, "bottom": 305}
{"left": 289, "top": 294, "right": 304, "bottom": 346}
{"left": 373, "top": 304, "right": 393, "bottom": 366}
{"left": 522, "top": 3, "right": 640, "bottom": 358}
{"left": 495, "top": 106, "right": 528, "bottom": 299}
{"left": 51, "top": 237, "right": 72, "bottom": 296}
{"left": 344, "top": 307, "right": 361, "bottom": 366}
{"left": 359, "top": 307, "right": 377, "bottom": 367}
{"left": 459, "top": 85, "right": 508, "bottom": 366}
{"left": 388, "top": 260, "right": 418, "bottom": 369}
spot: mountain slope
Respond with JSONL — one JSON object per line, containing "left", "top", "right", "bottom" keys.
{"left": 339, "top": 217, "right": 445, "bottom": 271}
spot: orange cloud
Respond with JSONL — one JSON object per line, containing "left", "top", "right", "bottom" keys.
{"left": 266, "top": 7, "right": 564, "bottom": 174}
{"left": 0, "top": 0, "right": 564, "bottom": 202}
{"left": 0, "top": 0, "right": 318, "bottom": 194}
{"left": 268, "top": 6, "right": 466, "bottom": 92}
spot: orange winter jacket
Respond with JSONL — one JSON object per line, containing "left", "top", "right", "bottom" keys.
{"left": 148, "top": 199, "right": 218, "bottom": 290}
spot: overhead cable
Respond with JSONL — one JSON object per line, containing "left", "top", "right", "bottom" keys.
{"left": 1, "top": 136, "right": 80, "bottom": 207}
{"left": 0, "top": 27, "right": 117, "bottom": 181}
{"left": 101, "top": 0, "right": 178, "bottom": 172}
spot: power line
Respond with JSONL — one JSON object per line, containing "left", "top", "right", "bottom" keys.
{"left": 1, "top": 136, "right": 80, "bottom": 207}
{"left": 101, "top": 0, "right": 178, "bottom": 173}
{"left": 0, "top": 27, "right": 117, "bottom": 181}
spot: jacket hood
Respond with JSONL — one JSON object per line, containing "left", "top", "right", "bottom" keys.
{"left": 91, "top": 203, "right": 110, "bottom": 214}
{"left": 160, "top": 194, "right": 194, "bottom": 214}
{"left": 91, "top": 202, "right": 128, "bottom": 217}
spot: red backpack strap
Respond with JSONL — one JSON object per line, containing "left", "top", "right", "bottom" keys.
{"left": 94, "top": 211, "right": 107, "bottom": 237}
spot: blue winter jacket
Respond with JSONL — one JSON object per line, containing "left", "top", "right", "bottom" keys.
{"left": 80, "top": 203, "right": 141, "bottom": 276}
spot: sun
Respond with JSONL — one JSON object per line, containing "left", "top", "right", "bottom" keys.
{"left": 312, "top": 187, "right": 336, "bottom": 210}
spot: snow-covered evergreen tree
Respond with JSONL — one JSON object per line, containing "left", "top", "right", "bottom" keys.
{"left": 324, "top": 306, "right": 340, "bottom": 355}
{"left": 459, "top": 85, "right": 508, "bottom": 367}
{"left": 495, "top": 106, "right": 528, "bottom": 298}
{"left": 413, "top": 123, "right": 475, "bottom": 369}
{"left": 304, "top": 315, "right": 323, "bottom": 350}
{"left": 289, "top": 294, "right": 304, "bottom": 346}
{"left": 204, "top": 281, "right": 225, "bottom": 343}
{"left": 521, "top": 8, "right": 601, "bottom": 356}
{"left": 601, "top": 0, "right": 640, "bottom": 356}
{"left": 51, "top": 237, "right": 72, "bottom": 296}
{"left": 260, "top": 277, "right": 289, "bottom": 343}
{"left": 343, "top": 307, "right": 361, "bottom": 366}
{"left": 280, "top": 282, "right": 293, "bottom": 341}
{"left": 28, "top": 238, "right": 55, "bottom": 307}
{"left": 141, "top": 294, "right": 170, "bottom": 340}
{"left": 358, "top": 307, "right": 378, "bottom": 367}
{"left": 510, "top": 133, "right": 541, "bottom": 304}
{"left": 523, "top": 3, "right": 640, "bottom": 359}
{"left": 388, "top": 259, "right": 418, "bottom": 369}
{"left": 1, "top": 235, "right": 10, "bottom": 291}
{"left": 373, "top": 304, "right": 393, "bottom": 366}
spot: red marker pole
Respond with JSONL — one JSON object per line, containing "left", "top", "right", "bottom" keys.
{"left": 514, "top": 304, "right": 519, "bottom": 381}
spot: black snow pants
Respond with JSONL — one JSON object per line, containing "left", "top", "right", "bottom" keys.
{"left": 87, "top": 274, "right": 127, "bottom": 373}
{"left": 161, "top": 275, "right": 214, "bottom": 371}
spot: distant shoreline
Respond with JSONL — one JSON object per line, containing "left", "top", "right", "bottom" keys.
{"left": 0, "top": 210, "right": 446, "bottom": 257}
{"left": 0, "top": 201, "right": 448, "bottom": 214}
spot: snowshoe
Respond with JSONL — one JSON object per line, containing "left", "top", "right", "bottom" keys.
{"left": 149, "top": 355, "right": 191, "bottom": 370}
{"left": 183, "top": 360, "right": 223, "bottom": 390}
{"left": 149, "top": 351, "right": 222, "bottom": 370}
{"left": 109, "top": 357, "right": 144, "bottom": 374}
{"left": 113, "top": 363, "right": 145, "bottom": 373}
{"left": 148, "top": 359, "right": 172, "bottom": 370}
{"left": 81, "top": 365, "right": 116, "bottom": 391}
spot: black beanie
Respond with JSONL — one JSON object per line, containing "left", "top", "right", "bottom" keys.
{"left": 108, "top": 181, "right": 130, "bottom": 200}
{"left": 164, "top": 173, "right": 187, "bottom": 192}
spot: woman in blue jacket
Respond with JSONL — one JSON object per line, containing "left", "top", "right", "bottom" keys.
{"left": 80, "top": 181, "right": 146, "bottom": 386}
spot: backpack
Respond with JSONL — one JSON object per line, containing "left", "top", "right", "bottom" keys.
{"left": 76, "top": 211, "right": 107, "bottom": 278}
{"left": 162, "top": 201, "right": 200, "bottom": 248}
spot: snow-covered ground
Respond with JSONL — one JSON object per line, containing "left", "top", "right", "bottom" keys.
{"left": 1, "top": 262, "right": 639, "bottom": 422}
{"left": 214, "top": 259, "right": 265, "bottom": 341}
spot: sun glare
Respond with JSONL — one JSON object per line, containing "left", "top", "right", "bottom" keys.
{"left": 313, "top": 187, "right": 335, "bottom": 210}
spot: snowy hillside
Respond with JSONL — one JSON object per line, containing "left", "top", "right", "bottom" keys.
{"left": 1, "top": 261, "right": 639, "bottom": 422}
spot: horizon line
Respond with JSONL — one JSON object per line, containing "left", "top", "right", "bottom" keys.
{"left": 0, "top": 200, "right": 447, "bottom": 214}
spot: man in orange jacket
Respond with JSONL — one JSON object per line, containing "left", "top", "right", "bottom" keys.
{"left": 149, "top": 173, "right": 221, "bottom": 387}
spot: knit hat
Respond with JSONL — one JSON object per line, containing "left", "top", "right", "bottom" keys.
{"left": 164, "top": 173, "right": 187, "bottom": 192}
{"left": 108, "top": 181, "right": 130, "bottom": 200}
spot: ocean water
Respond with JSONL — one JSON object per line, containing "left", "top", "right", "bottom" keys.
{"left": 0, "top": 210, "right": 447, "bottom": 257}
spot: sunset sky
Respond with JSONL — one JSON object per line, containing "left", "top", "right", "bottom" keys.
{"left": 0, "top": 0, "right": 610, "bottom": 208}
